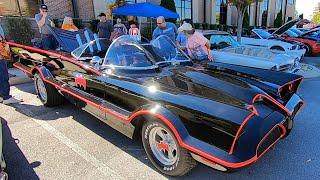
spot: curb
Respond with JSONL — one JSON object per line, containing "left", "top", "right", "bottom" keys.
{"left": 8, "top": 68, "right": 32, "bottom": 86}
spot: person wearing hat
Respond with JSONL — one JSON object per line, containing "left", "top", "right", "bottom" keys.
{"left": 35, "top": 4, "right": 56, "bottom": 50}
{"left": 178, "top": 23, "right": 213, "bottom": 61}
{"left": 97, "top": 13, "right": 114, "bottom": 40}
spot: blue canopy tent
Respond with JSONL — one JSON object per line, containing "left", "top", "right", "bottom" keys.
{"left": 112, "top": 2, "right": 179, "bottom": 19}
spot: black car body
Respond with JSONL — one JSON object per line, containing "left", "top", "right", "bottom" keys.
{"left": 9, "top": 35, "right": 304, "bottom": 176}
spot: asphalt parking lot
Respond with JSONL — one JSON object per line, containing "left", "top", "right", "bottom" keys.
{"left": 1, "top": 57, "right": 320, "bottom": 180}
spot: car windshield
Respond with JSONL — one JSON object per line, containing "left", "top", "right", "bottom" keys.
{"left": 286, "top": 30, "right": 299, "bottom": 37}
{"left": 149, "top": 35, "right": 190, "bottom": 62}
{"left": 253, "top": 29, "right": 272, "bottom": 39}
{"left": 207, "top": 34, "right": 240, "bottom": 49}
{"left": 102, "top": 36, "right": 154, "bottom": 68}
{"left": 302, "top": 29, "right": 320, "bottom": 37}
{"left": 71, "top": 38, "right": 110, "bottom": 60}
{"left": 290, "top": 28, "right": 303, "bottom": 36}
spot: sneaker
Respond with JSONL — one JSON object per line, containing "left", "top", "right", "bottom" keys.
{"left": 0, "top": 97, "right": 3, "bottom": 103}
{"left": 2, "top": 97, "right": 22, "bottom": 105}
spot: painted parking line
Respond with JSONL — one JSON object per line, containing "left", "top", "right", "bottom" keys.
{"left": 15, "top": 103, "right": 124, "bottom": 180}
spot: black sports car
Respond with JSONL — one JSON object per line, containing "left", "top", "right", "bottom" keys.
{"left": 9, "top": 35, "right": 304, "bottom": 176}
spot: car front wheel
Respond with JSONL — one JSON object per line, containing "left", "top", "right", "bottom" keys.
{"left": 34, "top": 73, "right": 64, "bottom": 107}
{"left": 142, "top": 119, "right": 197, "bottom": 176}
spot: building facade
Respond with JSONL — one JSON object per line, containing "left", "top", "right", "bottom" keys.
{"left": 0, "top": 0, "right": 296, "bottom": 27}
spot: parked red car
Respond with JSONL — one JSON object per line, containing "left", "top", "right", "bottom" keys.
{"left": 269, "top": 19, "right": 320, "bottom": 56}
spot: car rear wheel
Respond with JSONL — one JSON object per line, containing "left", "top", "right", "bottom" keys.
{"left": 142, "top": 119, "right": 197, "bottom": 176}
{"left": 34, "top": 73, "right": 64, "bottom": 107}
{"left": 304, "top": 44, "right": 312, "bottom": 56}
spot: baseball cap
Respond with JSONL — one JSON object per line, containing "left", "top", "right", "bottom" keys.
{"left": 178, "top": 23, "right": 193, "bottom": 32}
{"left": 98, "top": 13, "right": 106, "bottom": 17}
{"left": 40, "top": 4, "right": 48, "bottom": 10}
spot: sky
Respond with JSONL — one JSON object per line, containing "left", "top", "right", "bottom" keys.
{"left": 296, "top": 0, "right": 320, "bottom": 19}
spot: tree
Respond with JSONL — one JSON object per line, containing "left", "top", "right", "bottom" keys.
{"left": 160, "top": 0, "right": 177, "bottom": 23}
{"left": 312, "top": 12, "right": 320, "bottom": 24}
{"left": 243, "top": 8, "right": 250, "bottom": 28}
{"left": 229, "top": 0, "right": 262, "bottom": 43}
{"left": 299, "top": 14, "right": 304, "bottom": 19}
{"left": 274, "top": 9, "right": 283, "bottom": 28}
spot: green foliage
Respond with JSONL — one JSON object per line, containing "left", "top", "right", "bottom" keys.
{"left": 114, "top": 0, "right": 127, "bottom": 7}
{"left": 202, "top": 23, "right": 209, "bottom": 30}
{"left": 193, "top": 23, "right": 200, "bottom": 29}
{"left": 6, "top": 18, "right": 35, "bottom": 45}
{"left": 312, "top": 12, "right": 320, "bottom": 24}
{"left": 243, "top": 8, "right": 250, "bottom": 28}
{"left": 299, "top": 14, "right": 304, "bottom": 19}
{"left": 209, "top": 24, "right": 218, "bottom": 30}
{"left": 228, "top": 0, "right": 262, "bottom": 12}
{"left": 160, "top": 0, "right": 177, "bottom": 23}
{"left": 274, "top": 10, "right": 283, "bottom": 28}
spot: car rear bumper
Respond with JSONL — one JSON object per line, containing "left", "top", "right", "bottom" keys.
{"left": 187, "top": 94, "right": 303, "bottom": 172}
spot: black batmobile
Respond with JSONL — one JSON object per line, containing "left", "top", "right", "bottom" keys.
{"left": 9, "top": 35, "right": 304, "bottom": 176}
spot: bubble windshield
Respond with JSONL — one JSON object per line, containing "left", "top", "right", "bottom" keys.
{"left": 149, "top": 35, "right": 190, "bottom": 62}
{"left": 103, "top": 36, "right": 154, "bottom": 68}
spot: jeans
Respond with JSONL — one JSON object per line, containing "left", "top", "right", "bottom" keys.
{"left": 41, "top": 34, "right": 57, "bottom": 50}
{"left": 0, "top": 60, "right": 11, "bottom": 100}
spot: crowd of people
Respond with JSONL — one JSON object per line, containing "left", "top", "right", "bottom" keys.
{"left": 34, "top": 5, "right": 141, "bottom": 50}
{"left": 33, "top": 4, "right": 212, "bottom": 61}
{"left": 0, "top": 3, "right": 214, "bottom": 105}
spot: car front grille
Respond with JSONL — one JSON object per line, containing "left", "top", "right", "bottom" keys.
{"left": 257, "top": 126, "right": 282, "bottom": 157}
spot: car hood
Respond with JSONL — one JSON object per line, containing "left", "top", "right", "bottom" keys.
{"left": 272, "top": 19, "right": 301, "bottom": 36}
{"left": 154, "top": 66, "right": 266, "bottom": 109}
{"left": 220, "top": 46, "right": 295, "bottom": 65}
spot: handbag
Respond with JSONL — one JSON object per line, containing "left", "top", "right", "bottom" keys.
{"left": 0, "top": 40, "right": 12, "bottom": 61}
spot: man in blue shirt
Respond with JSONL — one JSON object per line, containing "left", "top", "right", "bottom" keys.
{"left": 152, "top": 16, "right": 177, "bottom": 42}
{"left": 35, "top": 4, "right": 56, "bottom": 50}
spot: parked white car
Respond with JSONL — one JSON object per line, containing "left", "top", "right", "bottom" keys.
{"left": 238, "top": 19, "right": 306, "bottom": 58}
{"left": 203, "top": 31, "right": 300, "bottom": 73}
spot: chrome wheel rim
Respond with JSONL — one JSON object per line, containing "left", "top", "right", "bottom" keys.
{"left": 149, "top": 126, "right": 178, "bottom": 166}
{"left": 36, "top": 76, "right": 47, "bottom": 101}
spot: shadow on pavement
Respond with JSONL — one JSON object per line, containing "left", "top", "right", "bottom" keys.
{"left": 1, "top": 118, "right": 40, "bottom": 180}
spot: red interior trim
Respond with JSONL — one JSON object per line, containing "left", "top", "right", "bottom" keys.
{"left": 278, "top": 77, "right": 304, "bottom": 97}
{"left": 252, "top": 94, "right": 292, "bottom": 116}
{"left": 229, "top": 112, "right": 256, "bottom": 155}
{"left": 13, "top": 63, "right": 32, "bottom": 75}
{"left": 8, "top": 42, "right": 101, "bottom": 75}
{"left": 256, "top": 124, "right": 287, "bottom": 158}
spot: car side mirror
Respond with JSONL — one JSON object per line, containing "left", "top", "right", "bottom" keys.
{"left": 90, "top": 56, "right": 103, "bottom": 65}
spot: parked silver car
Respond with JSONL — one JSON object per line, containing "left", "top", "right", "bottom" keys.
{"left": 203, "top": 31, "right": 300, "bottom": 73}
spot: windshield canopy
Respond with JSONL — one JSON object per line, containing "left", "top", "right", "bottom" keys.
{"left": 71, "top": 39, "right": 110, "bottom": 60}
{"left": 102, "top": 35, "right": 190, "bottom": 68}
{"left": 150, "top": 35, "right": 190, "bottom": 62}
{"left": 103, "top": 36, "right": 154, "bottom": 68}
{"left": 206, "top": 34, "right": 240, "bottom": 49}
{"left": 253, "top": 29, "right": 272, "bottom": 39}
